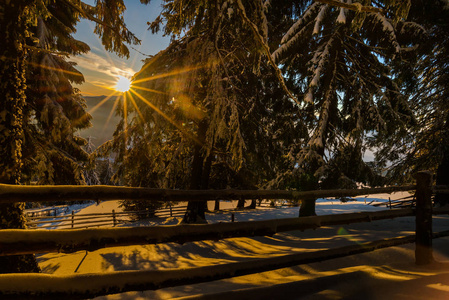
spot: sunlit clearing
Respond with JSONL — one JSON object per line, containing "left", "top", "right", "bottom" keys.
{"left": 115, "top": 76, "right": 131, "bottom": 93}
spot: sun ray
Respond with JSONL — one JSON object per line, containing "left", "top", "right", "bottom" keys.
{"left": 89, "top": 81, "right": 118, "bottom": 91}
{"left": 88, "top": 91, "right": 120, "bottom": 115}
{"left": 70, "top": 89, "right": 119, "bottom": 130}
{"left": 131, "top": 85, "right": 167, "bottom": 95}
{"left": 130, "top": 89, "right": 202, "bottom": 146}
{"left": 123, "top": 92, "right": 128, "bottom": 151}
{"left": 132, "top": 65, "right": 204, "bottom": 84}
{"left": 26, "top": 61, "right": 85, "bottom": 79}
{"left": 102, "top": 94, "right": 122, "bottom": 133}
{"left": 127, "top": 92, "right": 145, "bottom": 123}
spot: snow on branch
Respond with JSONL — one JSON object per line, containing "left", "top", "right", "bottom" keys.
{"left": 314, "top": 0, "right": 384, "bottom": 14}
{"left": 310, "top": 37, "right": 334, "bottom": 87}
{"left": 272, "top": 25, "right": 311, "bottom": 63}
{"left": 370, "top": 12, "right": 400, "bottom": 52}
{"left": 235, "top": 0, "right": 300, "bottom": 106}
{"left": 313, "top": 5, "right": 328, "bottom": 35}
{"left": 281, "top": 2, "right": 321, "bottom": 44}
{"left": 336, "top": 5, "right": 347, "bottom": 24}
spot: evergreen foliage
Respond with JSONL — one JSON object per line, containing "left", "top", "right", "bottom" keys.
{"left": 0, "top": 0, "right": 140, "bottom": 273}
{"left": 271, "top": 0, "right": 419, "bottom": 215}
{"left": 372, "top": 0, "right": 449, "bottom": 205}
{"left": 106, "top": 0, "right": 303, "bottom": 222}
{"left": 83, "top": 137, "right": 101, "bottom": 185}
{"left": 22, "top": 2, "right": 92, "bottom": 185}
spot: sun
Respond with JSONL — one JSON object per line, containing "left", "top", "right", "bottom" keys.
{"left": 115, "top": 75, "right": 132, "bottom": 93}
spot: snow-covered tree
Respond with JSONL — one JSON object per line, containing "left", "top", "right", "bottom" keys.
{"left": 272, "top": 0, "right": 418, "bottom": 215}
{"left": 22, "top": 2, "right": 92, "bottom": 186}
{"left": 82, "top": 137, "right": 101, "bottom": 185}
{"left": 0, "top": 0, "right": 47, "bottom": 274}
{"left": 0, "top": 0, "right": 140, "bottom": 273}
{"left": 104, "top": 0, "right": 303, "bottom": 222}
{"left": 372, "top": 0, "right": 449, "bottom": 206}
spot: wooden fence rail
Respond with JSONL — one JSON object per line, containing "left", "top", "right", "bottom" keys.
{"left": 0, "top": 184, "right": 416, "bottom": 203}
{"left": 25, "top": 206, "right": 188, "bottom": 229}
{"left": 1, "top": 173, "right": 449, "bottom": 298}
{"left": 0, "top": 208, "right": 415, "bottom": 256}
{"left": 3, "top": 232, "right": 449, "bottom": 300}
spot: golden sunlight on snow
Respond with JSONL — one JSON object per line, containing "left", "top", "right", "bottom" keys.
{"left": 32, "top": 199, "right": 449, "bottom": 299}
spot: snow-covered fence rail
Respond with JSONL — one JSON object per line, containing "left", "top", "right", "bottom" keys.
{"left": 1, "top": 208, "right": 415, "bottom": 256}
{"left": 1, "top": 173, "right": 449, "bottom": 298}
{"left": 0, "top": 234, "right": 442, "bottom": 300}
{"left": 0, "top": 183, "right": 416, "bottom": 204}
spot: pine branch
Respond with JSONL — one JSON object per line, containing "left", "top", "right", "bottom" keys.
{"left": 60, "top": 0, "right": 140, "bottom": 46}
{"left": 235, "top": 0, "right": 301, "bottom": 107}
{"left": 23, "top": 45, "right": 71, "bottom": 57}
{"left": 314, "top": 0, "right": 384, "bottom": 14}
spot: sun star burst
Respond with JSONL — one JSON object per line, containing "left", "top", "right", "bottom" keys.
{"left": 115, "top": 76, "right": 131, "bottom": 93}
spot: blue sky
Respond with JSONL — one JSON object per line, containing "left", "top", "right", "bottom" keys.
{"left": 72, "top": 0, "right": 170, "bottom": 96}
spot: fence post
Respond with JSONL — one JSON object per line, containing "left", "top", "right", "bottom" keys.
{"left": 170, "top": 204, "right": 173, "bottom": 217}
{"left": 112, "top": 209, "right": 117, "bottom": 227}
{"left": 415, "top": 171, "right": 433, "bottom": 265}
{"left": 231, "top": 213, "right": 235, "bottom": 222}
{"left": 71, "top": 211, "right": 75, "bottom": 229}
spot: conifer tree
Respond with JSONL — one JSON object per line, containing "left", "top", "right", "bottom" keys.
{"left": 0, "top": 0, "right": 46, "bottom": 274}
{"left": 106, "top": 0, "right": 302, "bottom": 223}
{"left": 83, "top": 137, "right": 101, "bottom": 185}
{"left": 22, "top": 2, "right": 91, "bottom": 185}
{"left": 272, "top": 0, "right": 418, "bottom": 215}
{"left": 0, "top": 0, "right": 140, "bottom": 273}
{"left": 372, "top": 0, "right": 449, "bottom": 206}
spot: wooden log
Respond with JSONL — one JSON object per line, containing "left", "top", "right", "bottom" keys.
{"left": 415, "top": 171, "right": 434, "bottom": 265}
{"left": 0, "top": 233, "right": 441, "bottom": 299}
{"left": 27, "top": 208, "right": 188, "bottom": 224}
{"left": 0, "top": 184, "right": 416, "bottom": 204}
{"left": 0, "top": 209, "right": 413, "bottom": 256}
{"left": 27, "top": 219, "right": 71, "bottom": 226}
{"left": 68, "top": 219, "right": 115, "bottom": 227}
{"left": 27, "top": 214, "right": 118, "bottom": 225}
{"left": 35, "top": 219, "right": 114, "bottom": 230}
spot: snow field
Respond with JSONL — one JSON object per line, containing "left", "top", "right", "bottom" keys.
{"left": 30, "top": 191, "right": 449, "bottom": 299}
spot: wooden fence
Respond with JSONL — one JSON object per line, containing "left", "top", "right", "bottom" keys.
{"left": 0, "top": 171, "right": 449, "bottom": 299}
{"left": 25, "top": 205, "right": 188, "bottom": 229}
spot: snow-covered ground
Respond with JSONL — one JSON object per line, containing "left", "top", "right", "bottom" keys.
{"left": 30, "top": 191, "right": 449, "bottom": 299}
{"left": 27, "top": 194, "right": 392, "bottom": 229}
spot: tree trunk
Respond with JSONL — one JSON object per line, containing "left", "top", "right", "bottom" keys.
{"left": 435, "top": 114, "right": 449, "bottom": 207}
{"left": 435, "top": 152, "right": 449, "bottom": 207}
{"left": 236, "top": 198, "right": 245, "bottom": 209}
{"left": 201, "top": 154, "right": 213, "bottom": 212}
{"left": 299, "top": 199, "right": 317, "bottom": 216}
{"left": 214, "top": 200, "right": 220, "bottom": 211}
{"left": 249, "top": 199, "right": 257, "bottom": 209}
{"left": 182, "top": 120, "right": 208, "bottom": 224}
{"left": 0, "top": 1, "right": 40, "bottom": 273}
